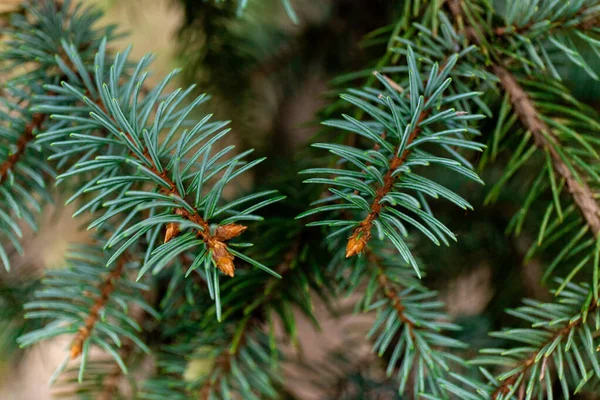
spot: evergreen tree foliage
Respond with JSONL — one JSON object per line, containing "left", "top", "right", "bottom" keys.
{"left": 0, "top": 0, "right": 600, "bottom": 399}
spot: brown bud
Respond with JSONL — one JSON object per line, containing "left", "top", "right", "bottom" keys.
{"left": 70, "top": 326, "right": 89, "bottom": 359}
{"left": 70, "top": 341, "right": 83, "bottom": 359}
{"left": 164, "top": 222, "right": 180, "bottom": 243}
{"left": 345, "top": 229, "right": 371, "bottom": 258}
{"left": 215, "top": 224, "right": 247, "bottom": 241}
{"left": 211, "top": 240, "right": 235, "bottom": 277}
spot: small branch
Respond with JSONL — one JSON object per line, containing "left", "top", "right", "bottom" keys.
{"left": 346, "top": 108, "right": 431, "bottom": 257}
{"left": 492, "top": 301, "right": 599, "bottom": 398}
{"left": 0, "top": 113, "right": 46, "bottom": 185}
{"left": 443, "top": 4, "right": 600, "bottom": 395}
{"left": 48, "top": 48, "right": 244, "bottom": 276}
{"left": 448, "top": 0, "right": 600, "bottom": 238}
{"left": 493, "top": 65, "right": 600, "bottom": 237}
{"left": 70, "top": 255, "right": 127, "bottom": 359}
{"left": 79, "top": 88, "right": 245, "bottom": 276}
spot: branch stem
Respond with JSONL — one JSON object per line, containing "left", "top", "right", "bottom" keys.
{"left": 70, "top": 255, "right": 127, "bottom": 359}
{"left": 346, "top": 108, "right": 430, "bottom": 257}
{"left": 0, "top": 113, "right": 46, "bottom": 185}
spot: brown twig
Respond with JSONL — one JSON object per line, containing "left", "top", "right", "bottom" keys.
{"left": 492, "top": 65, "right": 600, "bottom": 237}
{"left": 0, "top": 113, "right": 46, "bottom": 186}
{"left": 70, "top": 255, "right": 127, "bottom": 359}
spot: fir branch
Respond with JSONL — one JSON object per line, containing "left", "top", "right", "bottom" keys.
{"left": 47, "top": 56, "right": 244, "bottom": 276}
{"left": 490, "top": 303, "right": 600, "bottom": 400}
{"left": 492, "top": 65, "right": 600, "bottom": 237}
{"left": 73, "top": 85, "right": 245, "bottom": 276}
{"left": 70, "top": 254, "right": 127, "bottom": 359}
{"left": 475, "top": 282, "right": 600, "bottom": 399}
{"left": 436, "top": 281, "right": 600, "bottom": 399}
{"left": 449, "top": 0, "right": 600, "bottom": 239}
{"left": 339, "top": 244, "right": 468, "bottom": 398}
{"left": 301, "top": 48, "right": 484, "bottom": 275}
{"left": 19, "top": 242, "right": 155, "bottom": 382}
{"left": 345, "top": 104, "right": 432, "bottom": 258}
{"left": 38, "top": 43, "right": 284, "bottom": 281}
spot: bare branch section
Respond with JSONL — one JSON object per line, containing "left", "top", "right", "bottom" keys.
{"left": 447, "top": 0, "right": 600, "bottom": 238}
{"left": 0, "top": 113, "right": 46, "bottom": 185}
{"left": 70, "top": 255, "right": 127, "bottom": 359}
{"left": 493, "top": 65, "right": 600, "bottom": 237}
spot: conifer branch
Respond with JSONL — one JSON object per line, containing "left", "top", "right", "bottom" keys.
{"left": 345, "top": 61, "right": 457, "bottom": 258}
{"left": 43, "top": 44, "right": 281, "bottom": 279}
{"left": 449, "top": 0, "right": 600, "bottom": 238}
{"left": 302, "top": 46, "right": 483, "bottom": 276}
{"left": 20, "top": 242, "right": 155, "bottom": 383}
{"left": 340, "top": 245, "right": 468, "bottom": 396}
{"left": 346, "top": 106, "right": 431, "bottom": 258}
{"left": 0, "top": 113, "right": 45, "bottom": 186}
{"left": 439, "top": 281, "right": 600, "bottom": 399}
{"left": 70, "top": 254, "right": 127, "bottom": 359}
{"left": 491, "top": 298, "right": 599, "bottom": 398}
{"left": 492, "top": 65, "right": 600, "bottom": 237}
{"left": 63, "top": 73, "right": 245, "bottom": 277}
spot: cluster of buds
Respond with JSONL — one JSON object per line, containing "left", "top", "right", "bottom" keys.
{"left": 164, "top": 221, "right": 247, "bottom": 277}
